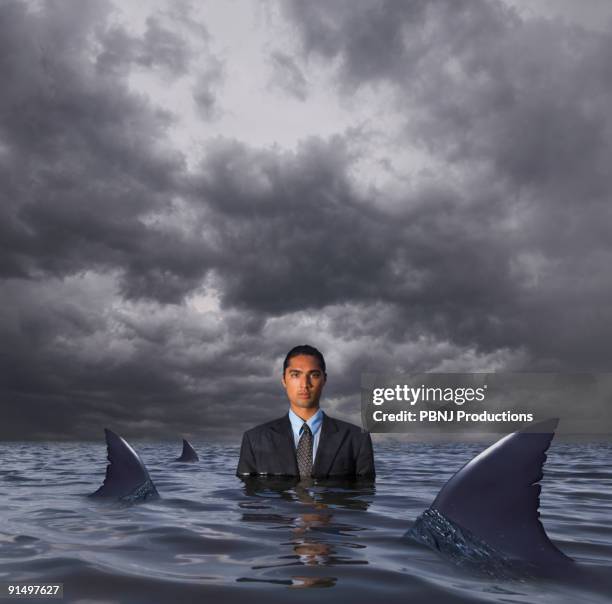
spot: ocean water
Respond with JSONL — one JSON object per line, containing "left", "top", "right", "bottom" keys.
{"left": 0, "top": 440, "right": 611, "bottom": 604}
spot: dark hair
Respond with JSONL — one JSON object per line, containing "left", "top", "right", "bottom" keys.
{"left": 283, "top": 345, "right": 326, "bottom": 376}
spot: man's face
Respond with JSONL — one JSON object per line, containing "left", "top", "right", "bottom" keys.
{"left": 282, "top": 354, "right": 326, "bottom": 411}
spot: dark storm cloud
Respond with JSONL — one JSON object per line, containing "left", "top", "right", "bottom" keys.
{"left": 0, "top": 0, "right": 227, "bottom": 439}
{"left": 0, "top": 0, "right": 222, "bottom": 303}
{"left": 0, "top": 273, "right": 281, "bottom": 440}
{"left": 2, "top": 0, "right": 612, "bottom": 440}
{"left": 190, "top": 136, "right": 398, "bottom": 312}
{"left": 282, "top": 0, "right": 612, "bottom": 197}
{"left": 189, "top": 135, "right": 518, "bottom": 347}
{"left": 276, "top": 0, "right": 612, "bottom": 369}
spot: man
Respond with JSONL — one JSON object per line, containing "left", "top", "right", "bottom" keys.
{"left": 236, "top": 345, "right": 375, "bottom": 478}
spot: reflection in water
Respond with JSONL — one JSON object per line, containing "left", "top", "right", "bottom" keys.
{"left": 292, "top": 480, "right": 333, "bottom": 568}
{"left": 236, "top": 576, "right": 337, "bottom": 588}
{"left": 290, "top": 575, "right": 337, "bottom": 589}
{"left": 239, "top": 476, "right": 375, "bottom": 509}
{"left": 238, "top": 477, "right": 375, "bottom": 588}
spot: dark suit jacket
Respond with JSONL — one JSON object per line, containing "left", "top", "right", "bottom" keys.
{"left": 236, "top": 412, "right": 375, "bottom": 478}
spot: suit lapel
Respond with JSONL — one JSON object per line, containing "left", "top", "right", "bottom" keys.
{"left": 312, "top": 413, "right": 345, "bottom": 477}
{"left": 268, "top": 414, "right": 299, "bottom": 475}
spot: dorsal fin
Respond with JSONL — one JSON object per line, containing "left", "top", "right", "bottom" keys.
{"left": 432, "top": 418, "right": 571, "bottom": 565}
{"left": 90, "top": 429, "right": 159, "bottom": 500}
{"left": 176, "top": 438, "right": 199, "bottom": 462}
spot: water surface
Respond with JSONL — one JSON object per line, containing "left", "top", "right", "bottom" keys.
{"left": 1, "top": 441, "right": 611, "bottom": 603}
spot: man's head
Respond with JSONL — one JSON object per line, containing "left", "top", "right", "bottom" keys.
{"left": 282, "top": 345, "right": 327, "bottom": 417}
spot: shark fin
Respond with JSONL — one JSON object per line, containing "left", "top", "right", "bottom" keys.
{"left": 175, "top": 438, "right": 199, "bottom": 462}
{"left": 90, "top": 429, "right": 159, "bottom": 501}
{"left": 430, "top": 418, "right": 571, "bottom": 565}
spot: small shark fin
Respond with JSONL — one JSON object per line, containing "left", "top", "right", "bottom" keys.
{"left": 176, "top": 438, "right": 199, "bottom": 462}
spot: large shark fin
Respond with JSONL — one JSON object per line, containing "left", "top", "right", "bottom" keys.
{"left": 431, "top": 418, "right": 571, "bottom": 565}
{"left": 175, "top": 438, "right": 199, "bottom": 462}
{"left": 90, "top": 429, "right": 159, "bottom": 501}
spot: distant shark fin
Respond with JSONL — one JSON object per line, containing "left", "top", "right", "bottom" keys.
{"left": 175, "top": 438, "right": 199, "bottom": 462}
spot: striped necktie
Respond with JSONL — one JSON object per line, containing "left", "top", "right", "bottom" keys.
{"left": 296, "top": 422, "right": 313, "bottom": 478}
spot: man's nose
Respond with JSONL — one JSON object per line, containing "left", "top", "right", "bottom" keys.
{"left": 300, "top": 375, "right": 312, "bottom": 388}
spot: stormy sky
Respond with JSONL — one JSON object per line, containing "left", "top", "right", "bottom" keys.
{"left": 2, "top": 0, "right": 612, "bottom": 441}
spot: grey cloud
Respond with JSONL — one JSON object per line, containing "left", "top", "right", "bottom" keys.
{"left": 188, "top": 136, "right": 517, "bottom": 337}
{"left": 193, "top": 56, "right": 224, "bottom": 119}
{"left": 268, "top": 50, "right": 309, "bottom": 101}
{"left": 282, "top": 0, "right": 513, "bottom": 90}
{"left": 286, "top": 0, "right": 612, "bottom": 246}
{"left": 138, "top": 16, "right": 194, "bottom": 73}
{"left": 2, "top": 0, "right": 612, "bottom": 441}
{"left": 276, "top": 0, "right": 612, "bottom": 367}
{"left": 282, "top": 0, "right": 612, "bottom": 194}
{"left": 0, "top": 274, "right": 279, "bottom": 440}
{"left": 0, "top": 0, "right": 221, "bottom": 303}
{"left": 97, "top": 15, "right": 196, "bottom": 76}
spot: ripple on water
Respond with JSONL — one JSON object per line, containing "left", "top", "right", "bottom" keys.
{"left": 0, "top": 442, "right": 610, "bottom": 604}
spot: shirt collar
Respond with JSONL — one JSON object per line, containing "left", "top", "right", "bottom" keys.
{"left": 288, "top": 407, "right": 324, "bottom": 436}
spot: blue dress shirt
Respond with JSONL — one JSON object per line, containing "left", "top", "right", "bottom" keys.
{"left": 288, "top": 408, "right": 323, "bottom": 462}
